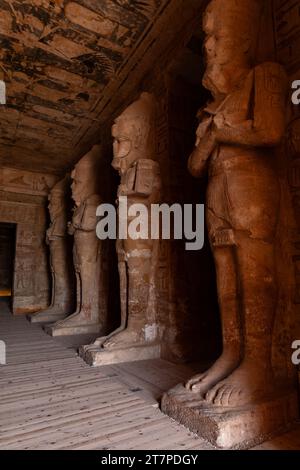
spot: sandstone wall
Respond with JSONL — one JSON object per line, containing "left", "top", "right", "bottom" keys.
{"left": 273, "top": 0, "right": 300, "bottom": 340}
{"left": 0, "top": 167, "right": 58, "bottom": 314}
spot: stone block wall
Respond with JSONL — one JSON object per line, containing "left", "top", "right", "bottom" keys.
{"left": 0, "top": 167, "right": 58, "bottom": 314}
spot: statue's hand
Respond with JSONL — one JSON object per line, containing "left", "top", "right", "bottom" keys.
{"left": 68, "top": 222, "right": 75, "bottom": 235}
{"left": 213, "top": 113, "right": 226, "bottom": 130}
{"left": 196, "top": 117, "right": 213, "bottom": 145}
{"left": 214, "top": 113, "right": 253, "bottom": 132}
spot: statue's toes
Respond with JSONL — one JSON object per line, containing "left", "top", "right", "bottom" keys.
{"left": 103, "top": 338, "right": 115, "bottom": 349}
{"left": 185, "top": 373, "right": 206, "bottom": 391}
{"left": 94, "top": 337, "right": 106, "bottom": 348}
{"left": 220, "top": 387, "right": 244, "bottom": 407}
{"left": 212, "top": 385, "right": 227, "bottom": 406}
{"left": 205, "top": 384, "right": 220, "bottom": 403}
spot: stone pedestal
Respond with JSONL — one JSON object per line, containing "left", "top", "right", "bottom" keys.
{"left": 80, "top": 343, "right": 161, "bottom": 366}
{"left": 28, "top": 310, "right": 67, "bottom": 324}
{"left": 161, "top": 384, "right": 299, "bottom": 449}
{"left": 44, "top": 322, "right": 104, "bottom": 337}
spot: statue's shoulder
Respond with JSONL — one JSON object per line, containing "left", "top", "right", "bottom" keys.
{"left": 86, "top": 194, "right": 102, "bottom": 206}
{"left": 136, "top": 159, "right": 160, "bottom": 173}
{"left": 254, "top": 62, "right": 288, "bottom": 88}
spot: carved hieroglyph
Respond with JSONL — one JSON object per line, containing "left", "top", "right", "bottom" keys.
{"left": 28, "top": 176, "right": 75, "bottom": 323}
{"left": 45, "top": 146, "right": 107, "bottom": 336}
{"left": 162, "top": 0, "right": 299, "bottom": 449}
{"left": 0, "top": 167, "right": 58, "bottom": 196}
{"left": 80, "top": 93, "right": 162, "bottom": 365}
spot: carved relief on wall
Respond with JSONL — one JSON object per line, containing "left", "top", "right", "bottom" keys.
{"left": 0, "top": 195, "right": 50, "bottom": 314}
{"left": 284, "top": 118, "right": 300, "bottom": 313}
{"left": 15, "top": 254, "right": 35, "bottom": 295}
{"left": 274, "top": 0, "right": 300, "bottom": 341}
{"left": 13, "top": 224, "right": 50, "bottom": 312}
{"left": 274, "top": 0, "right": 300, "bottom": 74}
{"left": 0, "top": 201, "right": 38, "bottom": 224}
{"left": 0, "top": 168, "right": 58, "bottom": 196}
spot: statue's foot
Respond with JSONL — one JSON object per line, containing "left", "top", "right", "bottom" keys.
{"left": 102, "top": 329, "right": 146, "bottom": 350}
{"left": 36, "top": 306, "right": 67, "bottom": 316}
{"left": 54, "top": 311, "right": 89, "bottom": 328}
{"left": 80, "top": 336, "right": 107, "bottom": 353}
{"left": 205, "top": 362, "right": 275, "bottom": 407}
{"left": 185, "top": 350, "right": 240, "bottom": 397}
{"left": 29, "top": 306, "right": 71, "bottom": 323}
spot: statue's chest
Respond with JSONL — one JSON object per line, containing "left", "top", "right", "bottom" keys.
{"left": 118, "top": 165, "right": 137, "bottom": 196}
{"left": 218, "top": 72, "right": 254, "bottom": 126}
{"left": 72, "top": 205, "right": 85, "bottom": 226}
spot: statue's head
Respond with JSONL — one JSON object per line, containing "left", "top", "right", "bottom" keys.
{"left": 203, "top": 0, "right": 262, "bottom": 96}
{"left": 48, "top": 176, "right": 70, "bottom": 222}
{"left": 111, "top": 92, "right": 156, "bottom": 175}
{"left": 71, "top": 145, "right": 101, "bottom": 206}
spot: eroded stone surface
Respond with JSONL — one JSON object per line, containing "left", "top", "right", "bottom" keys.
{"left": 162, "top": 384, "right": 299, "bottom": 449}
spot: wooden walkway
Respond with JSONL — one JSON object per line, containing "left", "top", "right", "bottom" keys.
{"left": 0, "top": 299, "right": 299, "bottom": 450}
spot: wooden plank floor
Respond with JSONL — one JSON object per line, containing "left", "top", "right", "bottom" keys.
{"left": 0, "top": 298, "right": 300, "bottom": 450}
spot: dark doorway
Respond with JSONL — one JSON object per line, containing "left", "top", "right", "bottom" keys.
{"left": 0, "top": 223, "right": 17, "bottom": 299}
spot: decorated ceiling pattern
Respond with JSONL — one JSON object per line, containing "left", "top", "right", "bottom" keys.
{"left": 0, "top": 0, "right": 172, "bottom": 173}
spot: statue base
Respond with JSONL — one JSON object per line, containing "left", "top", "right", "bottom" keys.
{"left": 80, "top": 342, "right": 161, "bottom": 366}
{"left": 161, "top": 384, "right": 299, "bottom": 449}
{"left": 44, "top": 322, "right": 104, "bottom": 337}
{"left": 27, "top": 309, "right": 68, "bottom": 324}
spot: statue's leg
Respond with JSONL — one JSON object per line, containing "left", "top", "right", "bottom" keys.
{"left": 49, "top": 268, "right": 55, "bottom": 309}
{"left": 58, "top": 232, "right": 100, "bottom": 325}
{"left": 43, "top": 246, "right": 55, "bottom": 309}
{"left": 74, "top": 271, "right": 82, "bottom": 315}
{"left": 186, "top": 242, "right": 242, "bottom": 395}
{"left": 186, "top": 171, "right": 242, "bottom": 396}
{"left": 30, "top": 241, "right": 72, "bottom": 321}
{"left": 52, "top": 235, "right": 85, "bottom": 325}
{"left": 206, "top": 236, "right": 277, "bottom": 406}
{"left": 80, "top": 261, "right": 98, "bottom": 322}
{"left": 103, "top": 249, "right": 152, "bottom": 349}
{"left": 43, "top": 240, "right": 72, "bottom": 315}
{"left": 205, "top": 161, "right": 280, "bottom": 407}
{"left": 72, "top": 239, "right": 82, "bottom": 315}
{"left": 53, "top": 239, "right": 73, "bottom": 313}
{"left": 81, "top": 246, "right": 127, "bottom": 352}
{"left": 92, "top": 253, "right": 127, "bottom": 348}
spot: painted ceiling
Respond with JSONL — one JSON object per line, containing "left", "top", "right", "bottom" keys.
{"left": 0, "top": 0, "right": 201, "bottom": 174}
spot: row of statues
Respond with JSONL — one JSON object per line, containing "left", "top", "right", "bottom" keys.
{"left": 30, "top": 93, "right": 162, "bottom": 363}
{"left": 29, "top": 0, "right": 298, "bottom": 448}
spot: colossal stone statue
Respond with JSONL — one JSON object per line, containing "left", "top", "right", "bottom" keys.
{"left": 45, "top": 146, "right": 107, "bottom": 336}
{"left": 80, "top": 93, "right": 162, "bottom": 365}
{"left": 162, "top": 0, "right": 299, "bottom": 449}
{"left": 28, "top": 176, "right": 74, "bottom": 323}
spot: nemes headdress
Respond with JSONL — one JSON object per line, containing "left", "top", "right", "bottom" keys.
{"left": 116, "top": 92, "right": 156, "bottom": 125}
{"left": 204, "top": 0, "right": 263, "bottom": 45}
{"left": 51, "top": 175, "right": 70, "bottom": 195}
{"left": 113, "top": 93, "right": 156, "bottom": 153}
{"left": 75, "top": 145, "right": 101, "bottom": 172}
